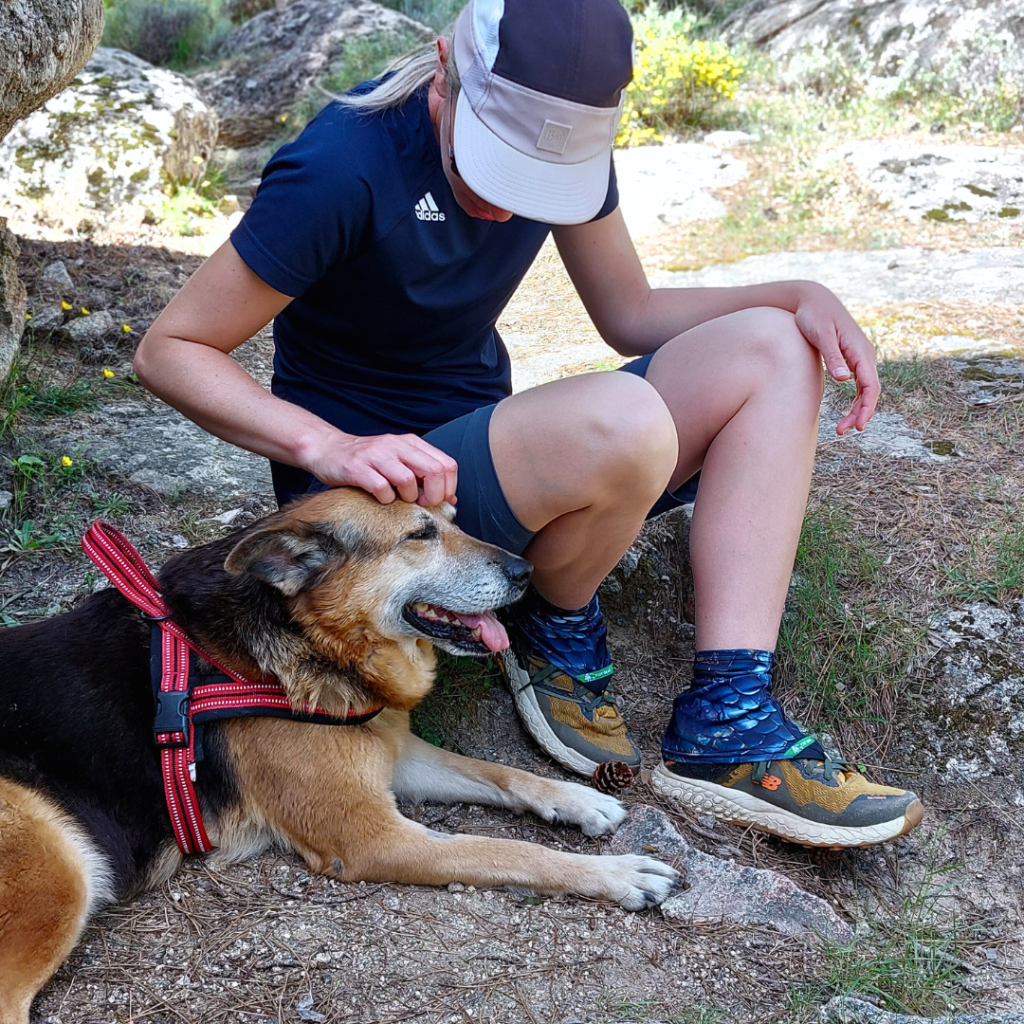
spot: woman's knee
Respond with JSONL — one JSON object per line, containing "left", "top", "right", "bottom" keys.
{"left": 732, "top": 307, "right": 825, "bottom": 393}
{"left": 580, "top": 373, "right": 678, "bottom": 491}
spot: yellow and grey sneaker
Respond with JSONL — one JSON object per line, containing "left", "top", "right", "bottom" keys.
{"left": 652, "top": 756, "right": 924, "bottom": 849}
{"left": 498, "top": 649, "right": 642, "bottom": 776}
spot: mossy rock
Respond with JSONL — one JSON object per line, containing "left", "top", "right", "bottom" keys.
{"left": 0, "top": 48, "right": 218, "bottom": 231}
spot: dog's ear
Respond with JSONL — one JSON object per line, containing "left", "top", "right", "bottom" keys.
{"left": 224, "top": 521, "right": 343, "bottom": 596}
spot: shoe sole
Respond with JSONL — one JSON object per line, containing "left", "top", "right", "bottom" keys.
{"left": 652, "top": 763, "right": 925, "bottom": 849}
{"left": 499, "top": 652, "right": 602, "bottom": 777}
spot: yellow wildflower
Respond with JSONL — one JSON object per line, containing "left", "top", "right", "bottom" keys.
{"left": 103, "top": 368, "right": 115, "bottom": 379}
{"left": 80, "top": 307, "right": 91, "bottom": 315}
{"left": 61, "top": 300, "right": 72, "bottom": 311}
{"left": 122, "top": 323, "right": 132, "bottom": 333}
{"left": 25, "top": 312, "right": 32, "bottom": 319}
{"left": 61, "top": 456, "right": 73, "bottom": 468}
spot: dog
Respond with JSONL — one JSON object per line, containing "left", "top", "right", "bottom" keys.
{"left": 0, "top": 487, "right": 678, "bottom": 1024}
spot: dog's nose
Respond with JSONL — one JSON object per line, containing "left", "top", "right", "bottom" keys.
{"left": 504, "top": 556, "right": 532, "bottom": 590}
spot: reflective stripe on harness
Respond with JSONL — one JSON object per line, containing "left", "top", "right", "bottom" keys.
{"left": 82, "top": 521, "right": 383, "bottom": 856}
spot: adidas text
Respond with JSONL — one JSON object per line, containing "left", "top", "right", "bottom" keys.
{"left": 415, "top": 192, "right": 446, "bottom": 222}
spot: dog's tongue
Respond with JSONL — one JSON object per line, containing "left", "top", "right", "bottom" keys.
{"left": 454, "top": 611, "right": 509, "bottom": 652}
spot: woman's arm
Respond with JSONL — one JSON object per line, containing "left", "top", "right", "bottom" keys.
{"left": 133, "top": 241, "right": 458, "bottom": 505}
{"left": 553, "top": 208, "right": 880, "bottom": 433}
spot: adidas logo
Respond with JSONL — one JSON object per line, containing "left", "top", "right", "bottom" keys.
{"left": 414, "top": 191, "right": 445, "bottom": 222}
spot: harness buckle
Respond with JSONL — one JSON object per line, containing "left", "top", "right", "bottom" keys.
{"left": 153, "top": 691, "right": 191, "bottom": 747}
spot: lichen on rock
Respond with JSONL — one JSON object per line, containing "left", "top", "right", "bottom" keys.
{"left": 0, "top": 48, "right": 218, "bottom": 235}
{"left": 0, "top": 220, "right": 28, "bottom": 383}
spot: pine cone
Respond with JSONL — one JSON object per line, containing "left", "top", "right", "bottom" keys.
{"left": 591, "top": 760, "right": 634, "bottom": 793}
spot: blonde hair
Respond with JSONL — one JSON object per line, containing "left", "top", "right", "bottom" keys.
{"left": 332, "top": 34, "right": 462, "bottom": 112}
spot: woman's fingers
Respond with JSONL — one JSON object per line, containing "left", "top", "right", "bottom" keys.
{"left": 344, "top": 435, "right": 458, "bottom": 506}
{"left": 797, "top": 306, "right": 850, "bottom": 381}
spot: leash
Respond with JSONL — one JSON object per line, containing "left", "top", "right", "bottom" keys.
{"left": 82, "top": 521, "right": 383, "bottom": 855}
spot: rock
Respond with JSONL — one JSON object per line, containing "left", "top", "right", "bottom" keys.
{"left": 0, "top": 490, "right": 13, "bottom": 510}
{"left": 0, "top": 0, "right": 104, "bottom": 143}
{"left": 223, "top": 0, "right": 276, "bottom": 23}
{"left": 650, "top": 247, "right": 1024, "bottom": 314}
{"left": 926, "top": 601, "right": 1024, "bottom": 778}
{"left": 836, "top": 141, "right": 1024, "bottom": 223}
{"left": 820, "top": 995, "right": 1024, "bottom": 1024}
{"left": 0, "top": 48, "right": 219, "bottom": 235}
{"left": 59, "top": 310, "right": 116, "bottom": 347}
{"left": 817, "top": 409, "right": 947, "bottom": 461}
{"left": 600, "top": 505, "right": 695, "bottom": 628}
{"left": 725, "top": 0, "right": 1024, "bottom": 96}
{"left": 0, "top": 220, "right": 27, "bottom": 384}
{"left": 38, "top": 260, "right": 75, "bottom": 292}
{"left": 702, "top": 130, "right": 760, "bottom": 147}
{"left": 613, "top": 141, "right": 748, "bottom": 238}
{"left": 954, "top": 356, "right": 1024, "bottom": 406}
{"left": 25, "top": 304, "right": 65, "bottom": 335}
{"left": 53, "top": 402, "right": 272, "bottom": 502}
{"left": 211, "top": 507, "right": 245, "bottom": 525}
{"left": 609, "top": 805, "right": 854, "bottom": 941}
{"left": 922, "top": 334, "right": 1011, "bottom": 357}
{"left": 193, "top": 0, "right": 431, "bottom": 147}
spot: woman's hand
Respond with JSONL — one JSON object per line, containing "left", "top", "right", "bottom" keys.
{"left": 793, "top": 283, "right": 880, "bottom": 435}
{"left": 306, "top": 432, "right": 458, "bottom": 506}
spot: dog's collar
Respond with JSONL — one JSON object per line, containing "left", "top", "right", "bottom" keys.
{"left": 82, "top": 521, "right": 384, "bottom": 856}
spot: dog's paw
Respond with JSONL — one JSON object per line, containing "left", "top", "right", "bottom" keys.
{"left": 532, "top": 782, "right": 627, "bottom": 837}
{"left": 595, "top": 854, "right": 681, "bottom": 911}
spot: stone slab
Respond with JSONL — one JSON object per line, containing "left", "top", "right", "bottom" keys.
{"left": 609, "top": 805, "right": 854, "bottom": 941}
{"left": 650, "top": 247, "right": 1024, "bottom": 310}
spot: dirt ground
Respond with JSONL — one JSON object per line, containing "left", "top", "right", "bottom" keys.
{"left": 4, "top": 121, "right": 1024, "bottom": 1023}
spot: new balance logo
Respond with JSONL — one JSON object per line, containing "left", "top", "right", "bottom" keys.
{"left": 414, "top": 191, "right": 445, "bottom": 222}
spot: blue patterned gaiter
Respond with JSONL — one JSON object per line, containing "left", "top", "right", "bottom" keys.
{"left": 505, "top": 588, "right": 613, "bottom": 695}
{"left": 661, "top": 649, "right": 827, "bottom": 764}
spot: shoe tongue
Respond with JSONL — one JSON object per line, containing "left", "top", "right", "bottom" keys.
{"left": 451, "top": 610, "right": 509, "bottom": 652}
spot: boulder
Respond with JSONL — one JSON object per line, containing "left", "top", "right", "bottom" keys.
{"left": 613, "top": 141, "right": 748, "bottom": 239}
{"left": 725, "top": 0, "right": 1024, "bottom": 96}
{"left": 0, "top": 220, "right": 27, "bottom": 384}
{"left": 0, "top": 48, "right": 218, "bottom": 235}
{"left": 193, "top": 0, "right": 431, "bottom": 148}
{"left": 836, "top": 141, "right": 1024, "bottom": 223}
{"left": 0, "top": 0, "right": 105, "bottom": 142}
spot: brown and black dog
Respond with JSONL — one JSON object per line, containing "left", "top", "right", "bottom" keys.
{"left": 0, "top": 488, "right": 677, "bottom": 1024}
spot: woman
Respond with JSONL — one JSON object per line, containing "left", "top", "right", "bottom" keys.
{"left": 135, "top": 0, "right": 923, "bottom": 849}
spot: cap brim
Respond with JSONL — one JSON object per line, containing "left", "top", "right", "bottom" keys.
{"left": 453, "top": 97, "right": 611, "bottom": 226}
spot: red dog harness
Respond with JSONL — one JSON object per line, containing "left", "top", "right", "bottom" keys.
{"left": 83, "top": 522, "right": 383, "bottom": 856}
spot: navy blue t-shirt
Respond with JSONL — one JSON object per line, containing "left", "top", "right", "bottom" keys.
{"left": 230, "top": 84, "right": 618, "bottom": 445}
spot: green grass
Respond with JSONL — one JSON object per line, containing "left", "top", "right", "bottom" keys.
{"left": 944, "top": 521, "right": 1024, "bottom": 604}
{"left": 877, "top": 357, "right": 946, "bottom": 404}
{"left": 156, "top": 186, "right": 219, "bottom": 236}
{"left": 410, "top": 651, "right": 498, "bottom": 750}
{"left": 601, "top": 1001, "right": 728, "bottom": 1024}
{"left": 90, "top": 491, "right": 137, "bottom": 518}
{"left": 322, "top": 30, "right": 426, "bottom": 96}
{"left": 786, "top": 849, "right": 967, "bottom": 1019}
{"left": 776, "top": 506, "right": 925, "bottom": 733}
{"left": 378, "top": 0, "right": 463, "bottom": 31}
{"left": 0, "top": 449, "right": 95, "bottom": 555}
{"left": 102, "top": 0, "right": 230, "bottom": 70}
{"left": 20, "top": 378, "right": 97, "bottom": 416}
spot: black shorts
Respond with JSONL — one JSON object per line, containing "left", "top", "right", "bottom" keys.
{"left": 275, "top": 353, "right": 700, "bottom": 554}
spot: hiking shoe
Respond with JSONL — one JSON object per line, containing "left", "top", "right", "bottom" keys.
{"left": 498, "top": 648, "right": 642, "bottom": 776}
{"left": 652, "top": 756, "right": 924, "bottom": 849}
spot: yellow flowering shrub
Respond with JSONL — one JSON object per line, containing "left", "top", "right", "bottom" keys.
{"left": 618, "top": 11, "right": 745, "bottom": 147}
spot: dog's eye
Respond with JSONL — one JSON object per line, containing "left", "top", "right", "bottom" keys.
{"left": 405, "top": 523, "right": 438, "bottom": 542}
